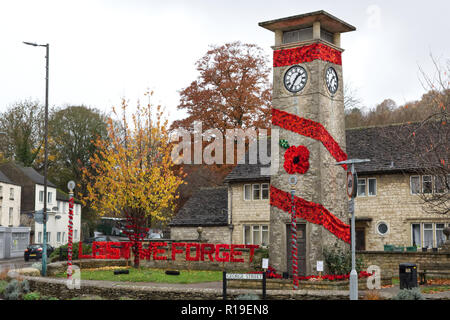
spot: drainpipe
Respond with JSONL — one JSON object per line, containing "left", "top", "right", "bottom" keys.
{"left": 228, "top": 183, "right": 233, "bottom": 244}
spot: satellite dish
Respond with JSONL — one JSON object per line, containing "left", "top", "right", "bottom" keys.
{"left": 67, "top": 180, "right": 76, "bottom": 191}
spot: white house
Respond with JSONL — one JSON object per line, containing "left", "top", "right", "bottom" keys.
{"left": 0, "top": 170, "right": 21, "bottom": 227}
{"left": 0, "top": 162, "right": 82, "bottom": 247}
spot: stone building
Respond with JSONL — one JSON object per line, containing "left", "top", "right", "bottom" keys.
{"left": 169, "top": 186, "right": 229, "bottom": 243}
{"left": 170, "top": 124, "right": 449, "bottom": 271}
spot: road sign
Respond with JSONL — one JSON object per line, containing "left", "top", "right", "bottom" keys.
{"left": 225, "top": 273, "right": 263, "bottom": 280}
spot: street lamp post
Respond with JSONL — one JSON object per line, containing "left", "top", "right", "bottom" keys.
{"left": 23, "top": 41, "right": 49, "bottom": 276}
{"left": 335, "top": 158, "right": 370, "bottom": 300}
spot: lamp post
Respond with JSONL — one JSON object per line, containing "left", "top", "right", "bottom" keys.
{"left": 335, "top": 158, "right": 370, "bottom": 300}
{"left": 23, "top": 41, "right": 49, "bottom": 276}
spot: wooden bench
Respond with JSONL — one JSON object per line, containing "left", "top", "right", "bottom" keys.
{"left": 418, "top": 263, "right": 450, "bottom": 284}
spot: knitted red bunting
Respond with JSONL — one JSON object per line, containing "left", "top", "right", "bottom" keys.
{"left": 272, "top": 108, "right": 348, "bottom": 170}
{"left": 270, "top": 186, "right": 350, "bottom": 243}
{"left": 273, "top": 43, "right": 342, "bottom": 68}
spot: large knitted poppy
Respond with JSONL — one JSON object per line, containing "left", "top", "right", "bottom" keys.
{"left": 283, "top": 145, "right": 310, "bottom": 175}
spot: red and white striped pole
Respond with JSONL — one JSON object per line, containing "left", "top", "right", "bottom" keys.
{"left": 67, "top": 181, "right": 75, "bottom": 280}
{"left": 290, "top": 190, "right": 298, "bottom": 290}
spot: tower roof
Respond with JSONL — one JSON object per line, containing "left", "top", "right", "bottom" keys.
{"left": 259, "top": 10, "right": 356, "bottom": 33}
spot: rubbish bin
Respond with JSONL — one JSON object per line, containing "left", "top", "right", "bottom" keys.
{"left": 399, "top": 263, "right": 418, "bottom": 289}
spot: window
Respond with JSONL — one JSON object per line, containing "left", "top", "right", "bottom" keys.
{"left": 74, "top": 230, "right": 78, "bottom": 240}
{"left": 62, "top": 232, "right": 65, "bottom": 243}
{"left": 435, "top": 175, "right": 449, "bottom": 194}
{"left": 39, "top": 190, "right": 44, "bottom": 203}
{"left": 46, "top": 232, "right": 51, "bottom": 243}
{"left": 261, "top": 225, "right": 269, "bottom": 246}
{"left": 261, "top": 183, "right": 269, "bottom": 200}
{"left": 423, "top": 223, "right": 433, "bottom": 248}
{"left": 0, "top": 185, "right": 2, "bottom": 197}
{"left": 357, "top": 179, "right": 366, "bottom": 197}
{"left": 8, "top": 208, "right": 13, "bottom": 226}
{"left": 368, "top": 178, "right": 377, "bottom": 196}
{"left": 244, "top": 224, "right": 269, "bottom": 246}
{"left": 57, "top": 232, "right": 61, "bottom": 243}
{"left": 252, "top": 226, "right": 261, "bottom": 245}
{"left": 9, "top": 188, "right": 14, "bottom": 200}
{"left": 436, "top": 224, "right": 445, "bottom": 247}
{"left": 376, "top": 221, "right": 389, "bottom": 236}
{"left": 422, "top": 175, "right": 432, "bottom": 194}
{"left": 410, "top": 176, "right": 421, "bottom": 194}
{"left": 244, "top": 225, "right": 251, "bottom": 245}
{"left": 283, "top": 27, "right": 313, "bottom": 44}
{"left": 252, "top": 184, "right": 260, "bottom": 200}
{"left": 412, "top": 224, "right": 421, "bottom": 246}
{"left": 244, "top": 185, "right": 251, "bottom": 201}
{"left": 38, "top": 232, "right": 42, "bottom": 243}
{"left": 48, "top": 192, "right": 53, "bottom": 204}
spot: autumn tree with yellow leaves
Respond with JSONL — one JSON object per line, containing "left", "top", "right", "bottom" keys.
{"left": 81, "top": 93, "right": 185, "bottom": 267}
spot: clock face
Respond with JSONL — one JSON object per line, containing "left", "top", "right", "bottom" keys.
{"left": 325, "top": 67, "right": 338, "bottom": 94}
{"left": 283, "top": 65, "right": 307, "bottom": 93}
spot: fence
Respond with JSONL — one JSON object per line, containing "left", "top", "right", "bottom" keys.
{"left": 0, "top": 226, "right": 30, "bottom": 259}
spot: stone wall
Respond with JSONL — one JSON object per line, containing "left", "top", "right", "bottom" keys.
{"left": 355, "top": 173, "right": 450, "bottom": 251}
{"left": 357, "top": 251, "right": 450, "bottom": 277}
{"left": 24, "top": 276, "right": 356, "bottom": 300}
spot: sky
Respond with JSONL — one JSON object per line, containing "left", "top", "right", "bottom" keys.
{"left": 0, "top": 0, "right": 449, "bottom": 123}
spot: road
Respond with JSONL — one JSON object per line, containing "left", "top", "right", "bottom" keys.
{"left": 0, "top": 257, "right": 34, "bottom": 272}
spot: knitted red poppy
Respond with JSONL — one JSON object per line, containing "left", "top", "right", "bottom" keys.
{"left": 283, "top": 145, "right": 310, "bottom": 175}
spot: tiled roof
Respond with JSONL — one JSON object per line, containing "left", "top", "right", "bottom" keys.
{"left": 0, "top": 170, "right": 13, "bottom": 185}
{"left": 169, "top": 187, "right": 228, "bottom": 227}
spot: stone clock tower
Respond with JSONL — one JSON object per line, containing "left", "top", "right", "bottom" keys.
{"left": 259, "top": 11, "right": 356, "bottom": 277}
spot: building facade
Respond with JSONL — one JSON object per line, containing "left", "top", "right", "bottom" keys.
{"left": 0, "top": 162, "right": 82, "bottom": 247}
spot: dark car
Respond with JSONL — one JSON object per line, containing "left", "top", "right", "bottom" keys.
{"left": 24, "top": 244, "right": 54, "bottom": 261}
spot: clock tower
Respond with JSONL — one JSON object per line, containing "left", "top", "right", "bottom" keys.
{"left": 259, "top": 11, "right": 356, "bottom": 278}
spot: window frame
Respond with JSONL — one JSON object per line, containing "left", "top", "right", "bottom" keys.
{"left": 423, "top": 223, "right": 434, "bottom": 248}
{"left": 252, "top": 184, "right": 261, "bottom": 200}
{"left": 243, "top": 184, "right": 251, "bottom": 201}
{"left": 357, "top": 178, "right": 366, "bottom": 197}
{"left": 410, "top": 175, "right": 421, "bottom": 195}
{"left": 368, "top": 178, "right": 377, "bottom": 197}
{"left": 422, "top": 175, "right": 433, "bottom": 194}
{"left": 261, "top": 183, "right": 269, "bottom": 200}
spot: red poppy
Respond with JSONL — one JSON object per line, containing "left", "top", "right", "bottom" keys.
{"left": 283, "top": 145, "right": 310, "bottom": 175}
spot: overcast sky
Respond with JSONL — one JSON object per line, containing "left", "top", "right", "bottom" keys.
{"left": 0, "top": 0, "right": 449, "bottom": 123}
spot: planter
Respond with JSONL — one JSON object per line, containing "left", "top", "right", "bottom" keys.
{"left": 406, "top": 246, "right": 417, "bottom": 252}
{"left": 422, "top": 247, "right": 428, "bottom": 252}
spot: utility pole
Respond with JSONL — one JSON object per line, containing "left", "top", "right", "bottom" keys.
{"left": 335, "top": 158, "right": 370, "bottom": 300}
{"left": 23, "top": 41, "right": 50, "bottom": 276}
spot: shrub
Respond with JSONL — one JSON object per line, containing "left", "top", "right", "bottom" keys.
{"left": 4, "top": 279, "right": 30, "bottom": 300}
{"left": 23, "top": 292, "right": 41, "bottom": 300}
{"left": 0, "top": 280, "right": 8, "bottom": 296}
{"left": 50, "top": 242, "right": 92, "bottom": 262}
{"left": 323, "top": 242, "right": 364, "bottom": 275}
{"left": 394, "top": 288, "right": 425, "bottom": 300}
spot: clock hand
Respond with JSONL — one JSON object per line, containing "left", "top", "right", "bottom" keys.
{"left": 290, "top": 73, "right": 301, "bottom": 89}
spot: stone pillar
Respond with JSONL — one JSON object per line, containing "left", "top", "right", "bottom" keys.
{"left": 313, "top": 21, "right": 321, "bottom": 39}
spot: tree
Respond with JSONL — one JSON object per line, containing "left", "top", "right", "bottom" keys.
{"left": 171, "top": 41, "right": 272, "bottom": 134}
{"left": 81, "top": 94, "right": 185, "bottom": 267}
{"left": 0, "top": 100, "right": 44, "bottom": 166}
{"left": 381, "top": 56, "right": 449, "bottom": 215}
{"left": 48, "top": 106, "right": 108, "bottom": 236}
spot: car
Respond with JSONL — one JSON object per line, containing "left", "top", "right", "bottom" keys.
{"left": 83, "top": 236, "right": 112, "bottom": 244}
{"left": 24, "top": 244, "right": 54, "bottom": 261}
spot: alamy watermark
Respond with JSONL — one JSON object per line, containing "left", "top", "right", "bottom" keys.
{"left": 170, "top": 121, "right": 279, "bottom": 175}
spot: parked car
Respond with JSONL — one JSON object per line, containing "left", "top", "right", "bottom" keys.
{"left": 24, "top": 244, "right": 54, "bottom": 261}
{"left": 83, "top": 236, "right": 112, "bottom": 244}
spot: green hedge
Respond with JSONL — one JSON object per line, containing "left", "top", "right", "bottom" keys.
{"left": 50, "top": 242, "right": 92, "bottom": 262}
